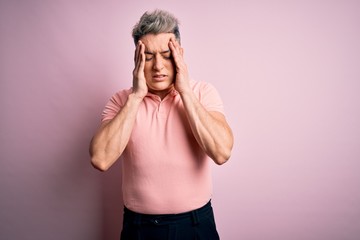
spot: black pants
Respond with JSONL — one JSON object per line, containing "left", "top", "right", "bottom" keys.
{"left": 120, "top": 201, "right": 220, "bottom": 240}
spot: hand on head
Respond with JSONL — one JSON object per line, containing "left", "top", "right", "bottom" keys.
{"left": 132, "top": 41, "right": 148, "bottom": 99}
{"left": 132, "top": 35, "right": 191, "bottom": 99}
{"left": 169, "top": 37, "right": 190, "bottom": 94}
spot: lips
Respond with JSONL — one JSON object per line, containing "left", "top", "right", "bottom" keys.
{"left": 153, "top": 74, "right": 167, "bottom": 81}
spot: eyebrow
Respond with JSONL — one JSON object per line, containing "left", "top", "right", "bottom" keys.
{"left": 144, "top": 50, "right": 170, "bottom": 55}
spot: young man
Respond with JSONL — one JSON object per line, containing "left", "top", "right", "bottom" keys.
{"left": 90, "top": 9, "right": 233, "bottom": 239}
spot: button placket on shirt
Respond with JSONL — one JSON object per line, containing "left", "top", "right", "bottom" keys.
{"left": 156, "top": 96, "right": 172, "bottom": 117}
{"left": 147, "top": 90, "right": 178, "bottom": 117}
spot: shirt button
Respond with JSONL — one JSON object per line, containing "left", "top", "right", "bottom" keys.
{"left": 154, "top": 219, "right": 159, "bottom": 224}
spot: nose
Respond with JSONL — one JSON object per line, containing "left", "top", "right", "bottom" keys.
{"left": 153, "top": 54, "right": 164, "bottom": 71}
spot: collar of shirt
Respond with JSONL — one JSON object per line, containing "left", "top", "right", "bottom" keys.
{"left": 145, "top": 89, "right": 179, "bottom": 101}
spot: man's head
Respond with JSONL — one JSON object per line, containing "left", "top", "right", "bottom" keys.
{"left": 132, "top": 10, "right": 181, "bottom": 97}
{"left": 132, "top": 9, "right": 181, "bottom": 45}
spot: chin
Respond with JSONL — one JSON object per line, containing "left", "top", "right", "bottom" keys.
{"left": 148, "top": 82, "right": 174, "bottom": 91}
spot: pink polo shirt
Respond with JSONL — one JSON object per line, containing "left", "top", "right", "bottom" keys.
{"left": 101, "top": 80, "right": 224, "bottom": 214}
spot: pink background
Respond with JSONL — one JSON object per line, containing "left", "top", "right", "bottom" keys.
{"left": 1, "top": 0, "right": 360, "bottom": 239}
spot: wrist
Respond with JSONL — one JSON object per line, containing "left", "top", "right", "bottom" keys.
{"left": 128, "top": 92, "right": 144, "bottom": 104}
{"left": 179, "top": 88, "right": 195, "bottom": 100}
{"left": 176, "top": 82, "right": 192, "bottom": 96}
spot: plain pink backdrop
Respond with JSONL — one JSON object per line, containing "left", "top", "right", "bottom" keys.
{"left": 1, "top": 0, "right": 360, "bottom": 239}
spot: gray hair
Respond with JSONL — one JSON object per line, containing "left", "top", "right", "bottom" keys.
{"left": 132, "top": 9, "right": 181, "bottom": 45}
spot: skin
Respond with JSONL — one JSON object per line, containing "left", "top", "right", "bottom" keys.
{"left": 139, "top": 33, "right": 176, "bottom": 99}
{"left": 90, "top": 33, "right": 234, "bottom": 171}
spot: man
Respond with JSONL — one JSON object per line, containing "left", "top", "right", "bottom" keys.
{"left": 90, "top": 9, "right": 233, "bottom": 240}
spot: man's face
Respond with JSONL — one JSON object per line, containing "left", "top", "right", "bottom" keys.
{"left": 140, "top": 33, "right": 176, "bottom": 95}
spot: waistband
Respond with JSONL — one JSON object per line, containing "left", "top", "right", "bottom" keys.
{"left": 123, "top": 200, "right": 213, "bottom": 225}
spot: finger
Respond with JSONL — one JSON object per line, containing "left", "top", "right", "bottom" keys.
{"left": 179, "top": 46, "right": 184, "bottom": 57}
{"left": 172, "top": 38, "right": 185, "bottom": 59}
{"left": 133, "top": 49, "right": 139, "bottom": 74}
{"left": 169, "top": 40, "right": 179, "bottom": 59}
{"left": 169, "top": 40, "right": 184, "bottom": 70}
{"left": 138, "top": 42, "right": 145, "bottom": 70}
{"left": 171, "top": 38, "right": 182, "bottom": 53}
{"left": 134, "top": 41, "right": 139, "bottom": 64}
{"left": 134, "top": 40, "right": 143, "bottom": 64}
{"left": 170, "top": 37, "right": 179, "bottom": 46}
{"left": 169, "top": 41, "right": 178, "bottom": 66}
{"left": 169, "top": 38, "right": 178, "bottom": 53}
{"left": 135, "top": 42, "right": 144, "bottom": 71}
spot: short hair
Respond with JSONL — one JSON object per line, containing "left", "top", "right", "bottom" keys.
{"left": 132, "top": 9, "right": 181, "bottom": 45}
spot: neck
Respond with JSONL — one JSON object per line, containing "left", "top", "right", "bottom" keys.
{"left": 148, "top": 85, "right": 175, "bottom": 100}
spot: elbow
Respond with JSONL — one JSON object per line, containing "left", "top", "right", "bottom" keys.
{"left": 212, "top": 129, "right": 234, "bottom": 165}
{"left": 89, "top": 142, "right": 113, "bottom": 172}
{"left": 212, "top": 139, "right": 233, "bottom": 165}
{"left": 90, "top": 155, "right": 111, "bottom": 172}
{"left": 213, "top": 151, "right": 231, "bottom": 165}
{"left": 89, "top": 146, "right": 121, "bottom": 171}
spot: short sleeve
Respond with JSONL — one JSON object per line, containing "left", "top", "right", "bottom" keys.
{"left": 101, "top": 89, "right": 131, "bottom": 122}
{"left": 198, "top": 82, "right": 225, "bottom": 114}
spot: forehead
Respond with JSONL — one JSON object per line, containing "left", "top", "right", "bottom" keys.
{"left": 140, "top": 33, "right": 175, "bottom": 52}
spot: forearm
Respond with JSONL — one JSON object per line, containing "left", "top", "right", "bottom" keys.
{"left": 90, "top": 93, "right": 142, "bottom": 171}
{"left": 180, "top": 91, "right": 233, "bottom": 165}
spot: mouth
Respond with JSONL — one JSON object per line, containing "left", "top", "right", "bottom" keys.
{"left": 152, "top": 74, "right": 167, "bottom": 81}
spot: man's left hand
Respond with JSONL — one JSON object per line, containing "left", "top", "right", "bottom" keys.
{"left": 169, "top": 38, "right": 191, "bottom": 94}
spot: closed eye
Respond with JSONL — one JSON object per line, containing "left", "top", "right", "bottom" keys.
{"left": 145, "top": 53, "right": 153, "bottom": 61}
{"left": 144, "top": 50, "right": 171, "bottom": 61}
{"left": 162, "top": 51, "right": 172, "bottom": 60}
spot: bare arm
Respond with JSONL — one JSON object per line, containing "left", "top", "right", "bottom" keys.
{"left": 89, "top": 41, "right": 148, "bottom": 171}
{"left": 180, "top": 92, "right": 234, "bottom": 165}
{"left": 89, "top": 94, "right": 142, "bottom": 171}
{"left": 169, "top": 39, "right": 234, "bottom": 165}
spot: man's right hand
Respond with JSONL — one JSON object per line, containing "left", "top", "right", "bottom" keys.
{"left": 90, "top": 41, "right": 148, "bottom": 171}
{"left": 132, "top": 41, "right": 148, "bottom": 100}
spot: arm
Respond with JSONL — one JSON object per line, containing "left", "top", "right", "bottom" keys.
{"left": 89, "top": 94, "right": 142, "bottom": 171}
{"left": 181, "top": 92, "right": 234, "bottom": 165}
{"left": 169, "top": 39, "right": 234, "bottom": 165}
{"left": 89, "top": 41, "right": 148, "bottom": 171}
